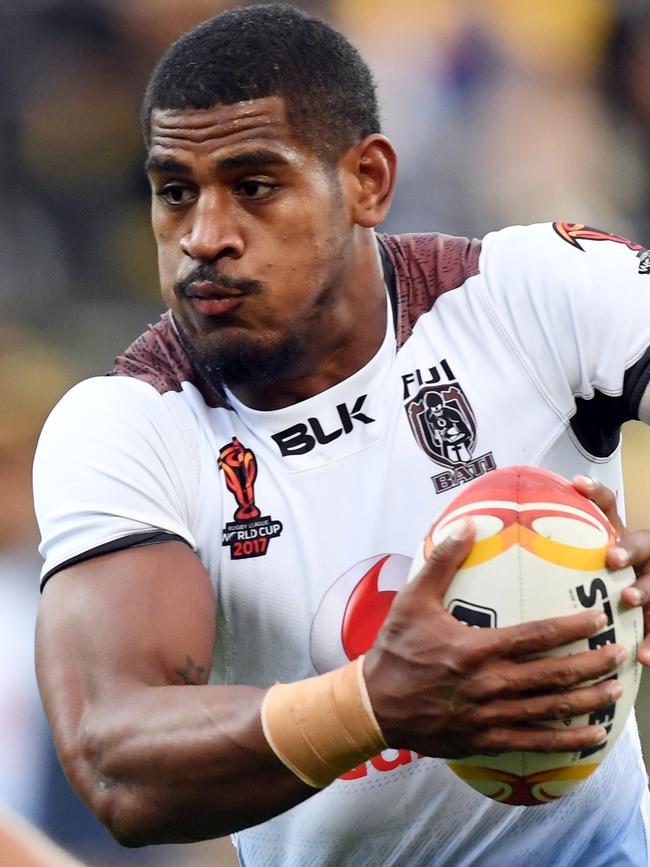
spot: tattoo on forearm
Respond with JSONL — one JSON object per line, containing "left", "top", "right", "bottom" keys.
{"left": 96, "top": 773, "right": 115, "bottom": 791}
{"left": 175, "top": 655, "right": 206, "bottom": 685}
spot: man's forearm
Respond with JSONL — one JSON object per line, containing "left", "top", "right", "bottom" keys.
{"left": 58, "top": 683, "right": 313, "bottom": 846}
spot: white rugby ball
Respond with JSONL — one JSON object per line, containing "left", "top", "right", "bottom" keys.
{"left": 408, "top": 466, "right": 643, "bottom": 806}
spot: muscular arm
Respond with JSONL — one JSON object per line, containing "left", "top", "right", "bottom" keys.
{"left": 35, "top": 542, "right": 312, "bottom": 846}
{"left": 37, "top": 530, "right": 624, "bottom": 848}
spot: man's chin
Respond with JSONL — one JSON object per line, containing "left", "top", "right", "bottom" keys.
{"left": 181, "top": 329, "right": 304, "bottom": 389}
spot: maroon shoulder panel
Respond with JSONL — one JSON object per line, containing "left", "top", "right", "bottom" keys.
{"left": 107, "top": 310, "right": 227, "bottom": 408}
{"left": 378, "top": 233, "right": 482, "bottom": 348}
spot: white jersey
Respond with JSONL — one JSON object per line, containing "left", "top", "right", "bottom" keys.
{"left": 34, "top": 222, "right": 650, "bottom": 866}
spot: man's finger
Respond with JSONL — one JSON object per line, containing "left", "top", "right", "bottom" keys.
{"left": 471, "top": 677, "right": 622, "bottom": 727}
{"left": 618, "top": 566, "right": 650, "bottom": 666}
{"left": 620, "top": 570, "right": 650, "bottom": 607}
{"left": 572, "top": 475, "right": 625, "bottom": 536}
{"left": 637, "top": 628, "right": 650, "bottom": 667}
{"left": 469, "top": 723, "right": 609, "bottom": 755}
{"left": 607, "top": 530, "right": 650, "bottom": 572}
{"left": 490, "top": 609, "right": 608, "bottom": 658}
{"left": 408, "top": 518, "right": 476, "bottom": 602}
{"left": 467, "top": 643, "right": 625, "bottom": 698}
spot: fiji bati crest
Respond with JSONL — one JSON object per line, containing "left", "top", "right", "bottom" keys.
{"left": 406, "top": 383, "right": 476, "bottom": 468}
{"left": 405, "top": 382, "right": 495, "bottom": 494}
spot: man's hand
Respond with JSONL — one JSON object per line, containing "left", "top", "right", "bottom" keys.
{"left": 573, "top": 474, "right": 650, "bottom": 665}
{"left": 363, "top": 518, "right": 624, "bottom": 760}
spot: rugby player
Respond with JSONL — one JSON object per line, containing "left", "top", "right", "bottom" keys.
{"left": 34, "top": 6, "right": 650, "bottom": 865}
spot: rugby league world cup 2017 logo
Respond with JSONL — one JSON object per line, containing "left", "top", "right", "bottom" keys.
{"left": 218, "top": 437, "right": 282, "bottom": 560}
{"left": 403, "top": 358, "right": 495, "bottom": 494}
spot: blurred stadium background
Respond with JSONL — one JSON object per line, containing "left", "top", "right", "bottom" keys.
{"left": 2, "top": 1, "right": 650, "bottom": 864}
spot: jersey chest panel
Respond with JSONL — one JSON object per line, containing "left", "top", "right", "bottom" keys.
{"left": 195, "top": 294, "right": 565, "bottom": 688}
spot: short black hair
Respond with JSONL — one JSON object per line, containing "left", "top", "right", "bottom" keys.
{"left": 141, "top": 3, "right": 381, "bottom": 161}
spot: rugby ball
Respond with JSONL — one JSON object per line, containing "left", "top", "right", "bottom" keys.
{"left": 408, "top": 466, "right": 642, "bottom": 806}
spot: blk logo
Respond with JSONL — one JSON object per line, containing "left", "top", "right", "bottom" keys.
{"left": 272, "top": 395, "right": 375, "bottom": 457}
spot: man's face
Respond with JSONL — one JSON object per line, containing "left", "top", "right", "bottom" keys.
{"left": 146, "top": 96, "right": 355, "bottom": 390}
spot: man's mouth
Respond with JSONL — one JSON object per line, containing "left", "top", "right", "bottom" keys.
{"left": 184, "top": 281, "right": 246, "bottom": 316}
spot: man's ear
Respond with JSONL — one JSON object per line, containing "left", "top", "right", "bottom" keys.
{"left": 340, "top": 135, "right": 397, "bottom": 228}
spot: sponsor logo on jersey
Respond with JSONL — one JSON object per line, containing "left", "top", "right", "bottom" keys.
{"left": 310, "top": 554, "right": 483, "bottom": 783}
{"left": 310, "top": 553, "right": 410, "bottom": 674}
{"left": 218, "top": 437, "right": 282, "bottom": 559}
{"left": 309, "top": 554, "right": 429, "bottom": 782}
{"left": 553, "top": 221, "right": 650, "bottom": 275}
{"left": 340, "top": 749, "right": 428, "bottom": 781}
{"left": 270, "top": 394, "right": 375, "bottom": 457}
{"left": 404, "top": 367, "right": 496, "bottom": 493}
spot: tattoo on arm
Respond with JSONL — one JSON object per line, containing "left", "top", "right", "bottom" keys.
{"left": 96, "top": 773, "right": 115, "bottom": 791}
{"left": 175, "top": 655, "right": 206, "bottom": 685}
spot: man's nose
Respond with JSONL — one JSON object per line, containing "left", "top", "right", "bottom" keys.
{"left": 180, "top": 191, "right": 244, "bottom": 261}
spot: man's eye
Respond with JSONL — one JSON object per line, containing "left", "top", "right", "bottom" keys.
{"left": 158, "top": 185, "right": 193, "bottom": 205}
{"left": 236, "top": 180, "right": 276, "bottom": 200}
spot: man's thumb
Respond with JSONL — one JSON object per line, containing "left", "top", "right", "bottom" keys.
{"left": 410, "top": 517, "right": 475, "bottom": 600}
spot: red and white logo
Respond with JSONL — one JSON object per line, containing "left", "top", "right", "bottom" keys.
{"left": 311, "top": 554, "right": 435, "bottom": 782}
{"left": 310, "top": 553, "right": 411, "bottom": 674}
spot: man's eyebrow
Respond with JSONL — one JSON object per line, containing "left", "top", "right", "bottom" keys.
{"left": 215, "top": 150, "right": 290, "bottom": 173}
{"left": 144, "top": 156, "right": 190, "bottom": 176}
{"left": 144, "top": 149, "right": 291, "bottom": 178}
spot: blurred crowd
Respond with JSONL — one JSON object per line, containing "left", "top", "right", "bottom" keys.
{"left": 1, "top": 1, "right": 649, "bottom": 864}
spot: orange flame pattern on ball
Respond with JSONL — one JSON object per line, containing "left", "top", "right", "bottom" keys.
{"left": 423, "top": 467, "right": 615, "bottom": 572}
{"left": 421, "top": 467, "right": 621, "bottom": 806}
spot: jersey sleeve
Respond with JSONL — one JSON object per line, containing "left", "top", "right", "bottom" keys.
{"left": 33, "top": 376, "right": 199, "bottom": 587}
{"left": 478, "top": 221, "right": 650, "bottom": 457}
